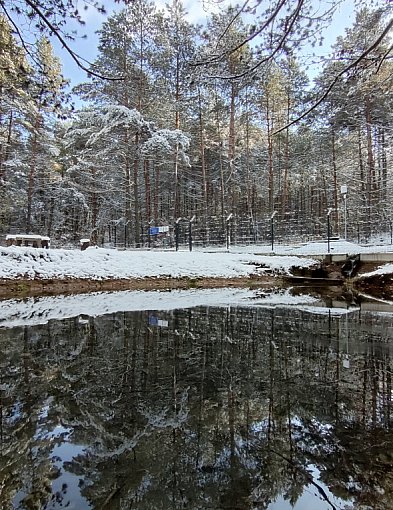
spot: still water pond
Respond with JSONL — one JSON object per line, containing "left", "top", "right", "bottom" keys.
{"left": 0, "top": 289, "right": 393, "bottom": 509}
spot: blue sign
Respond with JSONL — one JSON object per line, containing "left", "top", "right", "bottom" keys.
{"left": 148, "top": 315, "right": 168, "bottom": 327}
{"left": 149, "top": 315, "right": 158, "bottom": 326}
{"left": 149, "top": 226, "right": 169, "bottom": 235}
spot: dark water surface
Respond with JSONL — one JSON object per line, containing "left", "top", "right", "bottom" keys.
{"left": 1, "top": 295, "right": 393, "bottom": 509}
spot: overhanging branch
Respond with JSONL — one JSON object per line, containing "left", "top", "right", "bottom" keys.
{"left": 203, "top": 0, "right": 305, "bottom": 80}
{"left": 1, "top": 0, "right": 125, "bottom": 81}
{"left": 274, "top": 17, "right": 393, "bottom": 134}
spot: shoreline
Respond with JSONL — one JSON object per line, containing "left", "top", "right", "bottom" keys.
{"left": 0, "top": 262, "right": 391, "bottom": 301}
{"left": 0, "top": 275, "right": 284, "bottom": 299}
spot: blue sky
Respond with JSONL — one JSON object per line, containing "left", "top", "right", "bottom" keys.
{"left": 52, "top": 0, "right": 356, "bottom": 89}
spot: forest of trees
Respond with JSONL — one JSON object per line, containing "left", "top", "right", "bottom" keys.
{"left": 0, "top": 0, "right": 392, "bottom": 247}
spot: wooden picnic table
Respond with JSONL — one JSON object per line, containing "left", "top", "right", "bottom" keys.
{"left": 6, "top": 234, "right": 50, "bottom": 248}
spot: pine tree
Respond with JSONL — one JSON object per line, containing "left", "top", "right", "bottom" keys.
{"left": 314, "top": 7, "right": 393, "bottom": 239}
{"left": 24, "top": 37, "right": 68, "bottom": 233}
{"left": 0, "top": 15, "right": 31, "bottom": 232}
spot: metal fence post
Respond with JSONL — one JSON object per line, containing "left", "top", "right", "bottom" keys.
{"left": 327, "top": 208, "right": 332, "bottom": 253}
{"left": 226, "top": 213, "right": 233, "bottom": 251}
{"left": 175, "top": 218, "right": 181, "bottom": 251}
{"left": 270, "top": 211, "right": 277, "bottom": 251}
{"left": 189, "top": 216, "right": 196, "bottom": 252}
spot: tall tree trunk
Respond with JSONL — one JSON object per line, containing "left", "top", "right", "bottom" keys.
{"left": 144, "top": 159, "right": 151, "bottom": 226}
{"left": 228, "top": 82, "right": 236, "bottom": 212}
{"left": 281, "top": 125, "right": 290, "bottom": 214}
{"left": 0, "top": 109, "right": 13, "bottom": 184}
{"left": 358, "top": 127, "right": 365, "bottom": 193}
{"left": 153, "top": 161, "right": 160, "bottom": 224}
{"left": 132, "top": 15, "right": 145, "bottom": 246}
{"left": 214, "top": 86, "right": 226, "bottom": 228}
{"left": 173, "top": 52, "right": 181, "bottom": 220}
{"left": 198, "top": 85, "right": 209, "bottom": 241}
{"left": 266, "top": 96, "right": 274, "bottom": 213}
{"left": 365, "top": 97, "right": 375, "bottom": 234}
{"left": 133, "top": 149, "right": 140, "bottom": 247}
{"left": 244, "top": 88, "right": 255, "bottom": 240}
{"left": 380, "top": 127, "right": 387, "bottom": 202}
{"left": 331, "top": 128, "right": 338, "bottom": 234}
{"left": 125, "top": 153, "right": 132, "bottom": 244}
{"left": 26, "top": 116, "right": 41, "bottom": 233}
{"left": 173, "top": 145, "right": 180, "bottom": 220}
{"left": 281, "top": 72, "right": 291, "bottom": 216}
{"left": 90, "top": 168, "right": 99, "bottom": 245}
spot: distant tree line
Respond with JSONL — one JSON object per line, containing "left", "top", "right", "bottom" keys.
{"left": 0, "top": 0, "right": 392, "bottom": 246}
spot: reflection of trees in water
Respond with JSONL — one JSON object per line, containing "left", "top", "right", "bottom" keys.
{"left": 0, "top": 306, "right": 392, "bottom": 509}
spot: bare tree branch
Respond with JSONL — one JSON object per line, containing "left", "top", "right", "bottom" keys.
{"left": 0, "top": 0, "right": 125, "bottom": 81}
{"left": 0, "top": 2, "right": 34, "bottom": 61}
{"left": 376, "top": 43, "right": 393, "bottom": 73}
{"left": 204, "top": 0, "right": 306, "bottom": 80}
{"left": 191, "top": 0, "right": 288, "bottom": 68}
{"left": 214, "top": 0, "right": 250, "bottom": 52}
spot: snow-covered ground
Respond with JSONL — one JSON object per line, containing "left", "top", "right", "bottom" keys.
{"left": 0, "top": 239, "right": 392, "bottom": 281}
{"left": 0, "top": 245, "right": 319, "bottom": 280}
